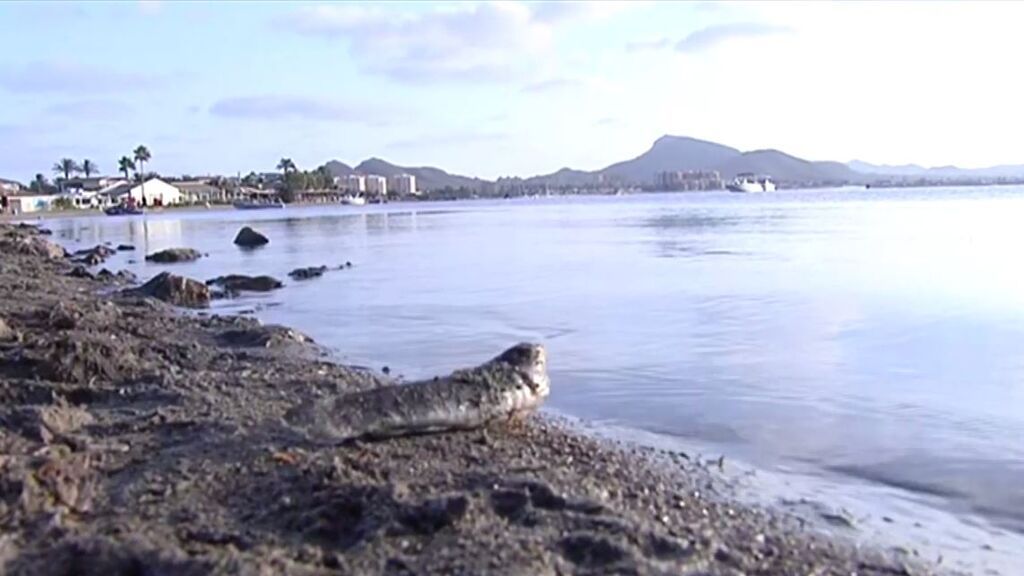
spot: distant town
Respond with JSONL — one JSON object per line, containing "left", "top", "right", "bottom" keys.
{"left": 4, "top": 135, "right": 1024, "bottom": 216}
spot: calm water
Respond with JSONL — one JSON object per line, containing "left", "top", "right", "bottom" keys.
{"left": 47, "top": 188, "right": 1024, "bottom": 572}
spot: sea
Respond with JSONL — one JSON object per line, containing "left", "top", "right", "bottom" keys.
{"left": 43, "top": 186, "right": 1024, "bottom": 574}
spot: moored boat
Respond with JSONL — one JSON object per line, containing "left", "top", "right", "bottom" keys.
{"left": 727, "top": 173, "right": 776, "bottom": 193}
{"left": 104, "top": 206, "right": 144, "bottom": 216}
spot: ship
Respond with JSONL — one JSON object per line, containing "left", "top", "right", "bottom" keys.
{"left": 727, "top": 173, "right": 776, "bottom": 193}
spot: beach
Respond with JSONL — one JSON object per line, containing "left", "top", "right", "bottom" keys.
{"left": 0, "top": 221, "right": 938, "bottom": 575}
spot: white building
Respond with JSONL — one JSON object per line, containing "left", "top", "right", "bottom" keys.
{"left": 101, "top": 178, "right": 182, "bottom": 206}
{"left": 336, "top": 174, "right": 366, "bottom": 193}
{"left": 365, "top": 175, "right": 387, "bottom": 197}
{"left": 0, "top": 178, "right": 23, "bottom": 193}
{"left": 8, "top": 193, "right": 59, "bottom": 214}
{"left": 389, "top": 173, "right": 417, "bottom": 195}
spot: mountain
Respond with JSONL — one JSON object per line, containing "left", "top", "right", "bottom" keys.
{"left": 716, "top": 150, "right": 860, "bottom": 184}
{"left": 600, "top": 136, "right": 742, "bottom": 183}
{"left": 524, "top": 135, "right": 859, "bottom": 187}
{"left": 323, "top": 160, "right": 354, "bottom": 177}
{"left": 324, "top": 157, "right": 490, "bottom": 191}
{"left": 848, "top": 160, "right": 1024, "bottom": 180}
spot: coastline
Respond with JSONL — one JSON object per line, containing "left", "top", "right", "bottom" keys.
{"left": 0, "top": 223, "right": 940, "bottom": 574}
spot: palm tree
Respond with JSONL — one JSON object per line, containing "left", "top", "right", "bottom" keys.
{"left": 32, "top": 173, "right": 48, "bottom": 193}
{"left": 133, "top": 145, "right": 151, "bottom": 203}
{"left": 277, "top": 158, "right": 296, "bottom": 181}
{"left": 81, "top": 159, "right": 98, "bottom": 178}
{"left": 52, "top": 158, "right": 80, "bottom": 191}
{"left": 118, "top": 156, "right": 135, "bottom": 180}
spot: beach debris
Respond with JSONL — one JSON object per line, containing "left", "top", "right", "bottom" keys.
{"left": 144, "top": 247, "right": 202, "bottom": 263}
{"left": 0, "top": 315, "right": 15, "bottom": 341}
{"left": 288, "top": 266, "right": 328, "bottom": 281}
{"left": 125, "top": 272, "right": 210, "bottom": 308}
{"left": 233, "top": 226, "right": 269, "bottom": 248}
{"left": 285, "top": 343, "right": 549, "bottom": 443}
{"left": 206, "top": 274, "right": 283, "bottom": 293}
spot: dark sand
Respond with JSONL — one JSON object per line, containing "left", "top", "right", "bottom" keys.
{"left": 0, "top": 223, "right": 942, "bottom": 575}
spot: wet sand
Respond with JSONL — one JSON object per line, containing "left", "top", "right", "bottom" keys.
{"left": 0, "top": 223, "right": 942, "bottom": 574}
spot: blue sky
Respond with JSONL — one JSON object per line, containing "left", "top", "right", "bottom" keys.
{"left": 2, "top": 1, "right": 1022, "bottom": 183}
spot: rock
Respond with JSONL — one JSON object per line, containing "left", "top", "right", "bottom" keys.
{"left": 144, "top": 248, "right": 202, "bottom": 263}
{"left": 206, "top": 274, "right": 283, "bottom": 293}
{"left": 116, "top": 244, "right": 135, "bottom": 251}
{"left": 74, "top": 245, "right": 116, "bottom": 259}
{"left": 288, "top": 266, "right": 328, "bottom": 281}
{"left": 126, "top": 272, "right": 210, "bottom": 308}
{"left": 67, "top": 266, "right": 95, "bottom": 280}
{"left": 0, "top": 234, "right": 66, "bottom": 260}
{"left": 75, "top": 252, "right": 105, "bottom": 266}
{"left": 233, "top": 226, "right": 269, "bottom": 248}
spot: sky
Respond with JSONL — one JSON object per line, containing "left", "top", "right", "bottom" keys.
{"left": 1, "top": 0, "right": 1023, "bottom": 183}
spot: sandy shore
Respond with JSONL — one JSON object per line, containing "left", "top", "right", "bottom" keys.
{"left": 0, "top": 223, "right": 940, "bottom": 575}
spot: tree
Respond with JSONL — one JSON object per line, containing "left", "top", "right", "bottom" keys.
{"left": 277, "top": 158, "right": 296, "bottom": 181}
{"left": 134, "top": 145, "right": 151, "bottom": 201}
{"left": 30, "top": 173, "right": 49, "bottom": 193}
{"left": 52, "top": 158, "right": 80, "bottom": 180}
{"left": 118, "top": 156, "right": 135, "bottom": 180}
{"left": 81, "top": 159, "right": 98, "bottom": 178}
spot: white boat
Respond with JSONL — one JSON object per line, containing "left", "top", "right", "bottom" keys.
{"left": 727, "top": 173, "right": 776, "bottom": 193}
{"left": 341, "top": 195, "right": 367, "bottom": 206}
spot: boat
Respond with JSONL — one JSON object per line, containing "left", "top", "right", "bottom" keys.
{"left": 233, "top": 200, "right": 285, "bottom": 210}
{"left": 727, "top": 173, "right": 776, "bottom": 193}
{"left": 104, "top": 205, "right": 144, "bottom": 216}
{"left": 341, "top": 195, "right": 367, "bottom": 206}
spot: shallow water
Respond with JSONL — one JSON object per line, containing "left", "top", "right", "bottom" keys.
{"left": 47, "top": 187, "right": 1024, "bottom": 572}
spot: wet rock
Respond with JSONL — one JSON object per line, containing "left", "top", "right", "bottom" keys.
{"left": 144, "top": 248, "right": 202, "bottom": 263}
{"left": 233, "top": 226, "right": 269, "bottom": 248}
{"left": 288, "top": 266, "right": 328, "bottom": 281}
{"left": 67, "top": 266, "right": 95, "bottom": 280}
{"left": 218, "top": 325, "right": 313, "bottom": 348}
{"left": 206, "top": 274, "right": 283, "bottom": 293}
{"left": 6, "top": 536, "right": 211, "bottom": 575}
{"left": 75, "top": 252, "right": 105, "bottom": 266}
{"left": 74, "top": 245, "right": 116, "bottom": 259}
{"left": 0, "top": 233, "right": 66, "bottom": 260}
{"left": 491, "top": 490, "right": 530, "bottom": 520}
{"left": 116, "top": 244, "right": 135, "bottom": 251}
{"left": 125, "top": 272, "right": 210, "bottom": 308}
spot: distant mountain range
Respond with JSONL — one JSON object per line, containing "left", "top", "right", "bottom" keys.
{"left": 319, "top": 135, "right": 1024, "bottom": 193}
{"left": 846, "top": 160, "right": 1024, "bottom": 179}
{"left": 324, "top": 158, "right": 489, "bottom": 191}
{"left": 520, "top": 136, "right": 859, "bottom": 187}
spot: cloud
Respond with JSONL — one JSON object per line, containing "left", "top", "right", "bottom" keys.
{"left": 43, "top": 99, "right": 132, "bottom": 119}
{"left": 209, "top": 96, "right": 378, "bottom": 122}
{"left": 281, "top": 3, "right": 552, "bottom": 83}
{"left": 522, "top": 77, "right": 585, "bottom": 93}
{"left": 675, "top": 23, "right": 792, "bottom": 53}
{"left": 595, "top": 117, "right": 617, "bottom": 126}
{"left": 626, "top": 38, "right": 670, "bottom": 52}
{"left": 280, "top": 2, "right": 641, "bottom": 84}
{"left": 0, "top": 61, "right": 160, "bottom": 93}
{"left": 530, "top": 1, "right": 637, "bottom": 24}
{"left": 386, "top": 130, "right": 509, "bottom": 150}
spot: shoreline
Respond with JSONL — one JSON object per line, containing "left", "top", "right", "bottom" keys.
{"left": 0, "top": 223, "right": 940, "bottom": 574}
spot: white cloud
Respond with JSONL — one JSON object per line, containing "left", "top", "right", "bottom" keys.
{"left": 209, "top": 95, "right": 382, "bottom": 123}
{"left": 280, "top": 1, "right": 644, "bottom": 84}
{"left": 674, "top": 22, "right": 792, "bottom": 53}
